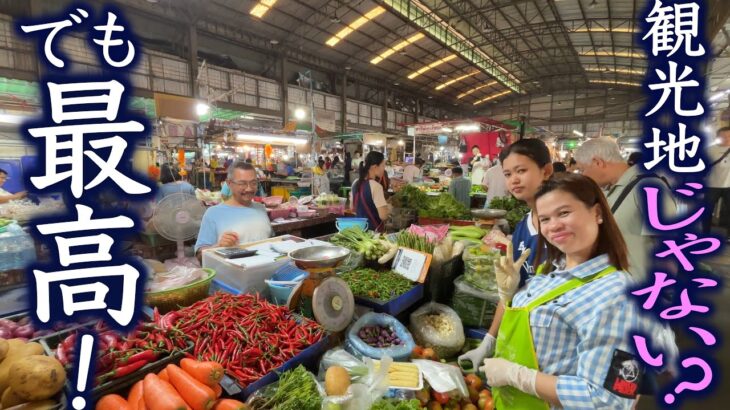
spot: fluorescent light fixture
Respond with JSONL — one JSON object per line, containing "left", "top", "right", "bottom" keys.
{"left": 326, "top": 6, "right": 385, "bottom": 47}
{"left": 407, "top": 54, "right": 457, "bottom": 80}
{"left": 240, "top": 114, "right": 255, "bottom": 120}
{"left": 0, "top": 113, "right": 28, "bottom": 124}
{"left": 250, "top": 0, "right": 278, "bottom": 19}
{"left": 573, "top": 130, "right": 584, "bottom": 137}
{"left": 435, "top": 70, "right": 480, "bottom": 90}
{"left": 196, "top": 103, "right": 209, "bottom": 116}
{"left": 579, "top": 50, "right": 645, "bottom": 58}
{"left": 441, "top": 127, "right": 453, "bottom": 133}
{"left": 473, "top": 90, "right": 512, "bottom": 105}
{"left": 371, "top": 32, "right": 424, "bottom": 64}
{"left": 457, "top": 81, "right": 498, "bottom": 99}
{"left": 455, "top": 123, "right": 480, "bottom": 132}
{"left": 398, "top": 139, "right": 405, "bottom": 146}
{"left": 294, "top": 108, "right": 307, "bottom": 120}
{"left": 709, "top": 89, "right": 730, "bottom": 102}
{"left": 584, "top": 66, "right": 645, "bottom": 76}
{"left": 282, "top": 154, "right": 289, "bottom": 160}
{"left": 439, "top": 146, "right": 445, "bottom": 151}
{"left": 572, "top": 27, "right": 638, "bottom": 33}
{"left": 236, "top": 134, "right": 308, "bottom": 145}
{"left": 589, "top": 79, "right": 642, "bottom": 87}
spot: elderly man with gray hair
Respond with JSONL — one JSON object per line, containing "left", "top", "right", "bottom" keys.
{"left": 574, "top": 138, "right": 676, "bottom": 282}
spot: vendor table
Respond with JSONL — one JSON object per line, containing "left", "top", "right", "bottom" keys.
{"left": 271, "top": 213, "right": 337, "bottom": 238}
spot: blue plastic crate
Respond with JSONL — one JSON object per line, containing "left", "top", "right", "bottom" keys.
{"left": 465, "top": 327, "right": 488, "bottom": 340}
{"left": 220, "top": 333, "right": 334, "bottom": 399}
{"left": 353, "top": 283, "right": 424, "bottom": 316}
{"left": 209, "top": 278, "right": 243, "bottom": 295}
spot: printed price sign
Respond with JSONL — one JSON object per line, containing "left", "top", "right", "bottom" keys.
{"left": 391, "top": 248, "right": 431, "bottom": 283}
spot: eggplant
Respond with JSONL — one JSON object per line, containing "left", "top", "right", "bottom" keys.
{"left": 14, "top": 324, "right": 34, "bottom": 338}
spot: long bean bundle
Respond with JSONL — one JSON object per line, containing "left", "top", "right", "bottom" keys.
{"left": 340, "top": 268, "right": 414, "bottom": 301}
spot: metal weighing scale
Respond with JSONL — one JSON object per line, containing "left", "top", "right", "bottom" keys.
{"left": 287, "top": 246, "right": 355, "bottom": 332}
{"left": 471, "top": 208, "right": 509, "bottom": 232}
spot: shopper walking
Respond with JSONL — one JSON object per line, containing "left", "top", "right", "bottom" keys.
{"left": 352, "top": 151, "right": 391, "bottom": 232}
{"left": 479, "top": 173, "right": 677, "bottom": 410}
{"left": 574, "top": 138, "right": 676, "bottom": 282}
{"left": 448, "top": 166, "right": 472, "bottom": 209}
{"left": 704, "top": 126, "right": 730, "bottom": 238}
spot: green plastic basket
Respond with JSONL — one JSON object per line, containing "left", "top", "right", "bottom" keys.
{"left": 145, "top": 268, "right": 217, "bottom": 313}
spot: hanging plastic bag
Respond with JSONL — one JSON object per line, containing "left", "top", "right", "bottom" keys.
{"left": 409, "top": 303, "right": 465, "bottom": 359}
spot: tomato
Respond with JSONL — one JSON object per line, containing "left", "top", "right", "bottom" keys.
{"left": 415, "top": 388, "right": 431, "bottom": 405}
{"left": 467, "top": 386, "right": 479, "bottom": 403}
{"left": 422, "top": 347, "right": 437, "bottom": 360}
{"left": 427, "top": 402, "right": 443, "bottom": 410}
{"left": 465, "top": 374, "right": 483, "bottom": 391}
{"left": 477, "top": 397, "right": 487, "bottom": 410}
{"left": 413, "top": 346, "right": 425, "bottom": 358}
{"left": 432, "top": 391, "right": 450, "bottom": 405}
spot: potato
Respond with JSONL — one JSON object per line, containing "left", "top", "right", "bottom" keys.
{"left": 9, "top": 355, "right": 66, "bottom": 402}
{"left": 2, "top": 387, "right": 27, "bottom": 408}
{"left": 0, "top": 338, "right": 8, "bottom": 362}
{"left": 5, "top": 399, "right": 58, "bottom": 410}
{"left": 0, "top": 340, "right": 43, "bottom": 394}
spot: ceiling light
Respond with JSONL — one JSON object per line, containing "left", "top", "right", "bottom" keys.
{"left": 371, "top": 32, "right": 425, "bottom": 64}
{"left": 580, "top": 50, "right": 645, "bottom": 58}
{"left": 589, "top": 79, "right": 642, "bottom": 87}
{"left": 441, "top": 127, "right": 453, "bottom": 133}
{"left": 237, "top": 134, "right": 308, "bottom": 145}
{"left": 196, "top": 103, "right": 209, "bottom": 116}
{"left": 457, "top": 81, "right": 498, "bottom": 99}
{"left": 573, "top": 130, "right": 584, "bottom": 137}
{"left": 270, "top": 39, "right": 279, "bottom": 45}
{"left": 326, "top": 6, "right": 385, "bottom": 47}
{"left": 435, "top": 70, "right": 479, "bottom": 90}
{"left": 345, "top": 66, "right": 351, "bottom": 70}
{"left": 398, "top": 139, "right": 405, "bottom": 146}
{"left": 393, "top": 82, "right": 400, "bottom": 86}
{"left": 250, "top": 0, "right": 278, "bottom": 19}
{"left": 407, "top": 54, "right": 457, "bottom": 80}
{"left": 455, "top": 123, "right": 480, "bottom": 132}
{"left": 584, "top": 66, "right": 645, "bottom": 76}
{"left": 473, "top": 90, "right": 512, "bottom": 105}
{"left": 294, "top": 108, "right": 307, "bottom": 120}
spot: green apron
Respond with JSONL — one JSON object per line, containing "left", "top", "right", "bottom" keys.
{"left": 492, "top": 266, "right": 617, "bottom": 410}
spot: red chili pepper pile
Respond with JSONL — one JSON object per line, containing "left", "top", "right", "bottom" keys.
{"left": 54, "top": 319, "right": 189, "bottom": 385}
{"left": 166, "top": 292, "right": 325, "bottom": 387}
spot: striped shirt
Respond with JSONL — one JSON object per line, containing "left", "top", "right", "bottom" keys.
{"left": 511, "top": 254, "right": 677, "bottom": 409}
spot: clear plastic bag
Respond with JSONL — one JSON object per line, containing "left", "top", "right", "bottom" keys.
{"left": 318, "top": 348, "right": 369, "bottom": 383}
{"left": 345, "top": 313, "right": 416, "bottom": 361}
{"left": 409, "top": 303, "right": 465, "bottom": 359}
{"left": 451, "top": 275, "right": 500, "bottom": 329}
{"left": 412, "top": 359, "right": 468, "bottom": 397}
{"left": 462, "top": 244, "right": 500, "bottom": 291}
{"left": 320, "top": 355, "right": 391, "bottom": 410}
{"left": 146, "top": 266, "right": 207, "bottom": 292}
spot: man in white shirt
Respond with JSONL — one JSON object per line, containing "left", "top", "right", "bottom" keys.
{"left": 403, "top": 158, "right": 424, "bottom": 183}
{"left": 0, "top": 169, "right": 27, "bottom": 204}
{"left": 482, "top": 159, "right": 508, "bottom": 206}
{"left": 705, "top": 127, "right": 730, "bottom": 237}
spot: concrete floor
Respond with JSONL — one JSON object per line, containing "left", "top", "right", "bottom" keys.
{"left": 639, "top": 240, "right": 730, "bottom": 409}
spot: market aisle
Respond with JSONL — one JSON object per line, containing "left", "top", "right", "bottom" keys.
{"left": 639, "top": 245, "right": 730, "bottom": 409}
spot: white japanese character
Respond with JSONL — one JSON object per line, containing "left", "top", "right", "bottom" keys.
{"left": 28, "top": 122, "right": 150, "bottom": 198}
{"left": 20, "top": 8, "right": 89, "bottom": 68}
{"left": 47, "top": 80, "right": 125, "bottom": 124}
{"left": 37, "top": 204, "right": 134, "bottom": 267}
{"left": 643, "top": 0, "right": 705, "bottom": 57}
{"left": 33, "top": 264, "right": 140, "bottom": 326}
{"left": 644, "top": 0, "right": 675, "bottom": 56}
{"left": 92, "top": 12, "right": 135, "bottom": 68}
{"left": 646, "top": 61, "right": 704, "bottom": 117}
{"left": 644, "top": 124, "right": 705, "bottom": 173}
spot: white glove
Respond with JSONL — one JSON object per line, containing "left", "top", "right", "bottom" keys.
{"left": 495, "top": 239, "right": 531, "bottom": 303}
{"left": 458, "top": 334, "right": 496, "bottom": 371}
{"left": 480, "top": 358, "right": 538, "bottom": 397}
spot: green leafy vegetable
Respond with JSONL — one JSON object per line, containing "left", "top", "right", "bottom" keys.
{"left": 248, "top": 365, "right": 321, "bottom": 410}
{"left": 330, "top": 227, "right": 390, "bottom": 260}
{"left": 488, "top": 195, "right": 530, "bottom": 230}
{"left": 390, "top": 185, "right": 429, "bottom": 209}
{"left": 340, "top": 268, "right": 414, "bottom": 301}
{"left": 370, "top": 398, "right": 423, "bottom": 410}
{"left": 418, "top": 193, "right": 470, "bottom": 219}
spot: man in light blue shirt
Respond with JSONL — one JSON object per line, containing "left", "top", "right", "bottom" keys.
{"left": 448, "top": 166, "right": 472, "bottom": 209}
{"left": 195, "top": 161, "right": 272, "bottom": 260}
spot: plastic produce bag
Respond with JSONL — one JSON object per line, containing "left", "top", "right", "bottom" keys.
{"left": 407, "top": 224, "right": 449, "bottom": 242}
{"left": 146, "top": 266, "right": 207, "bottom": 292}
{"left": 462, "top": 244, "right": 500, "bottom": 291}
{"left": 411, "top": 359, "right": 468, "bottom": 398}
{"left": 346, "top": 313, "right": 416, "bottom": 361}
{"left": 318, "top": 348, "right": 369, "bottom": 383}
{"left": 451, "top": 275, "right": 500, "bottom": 329}
{"left": 408, "top": 303, "right": 465, "bottom": 359}
{"left": 320, "top": 355, "right": 391, "bottom": 410}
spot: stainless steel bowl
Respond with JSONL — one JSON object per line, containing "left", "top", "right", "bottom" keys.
{"left": 471, "top": 208, "right": 507, "bottom": 219}
{"left": 288, "top": 245, "right": 351, "bottom": 269}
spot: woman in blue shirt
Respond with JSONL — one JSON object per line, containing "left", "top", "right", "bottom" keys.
{"left": 352, "top": 151, "right": 390, "bottom": 232}
{"left": 459, "top": 139, "right": 553, "bottom": 377}
{"left": 480, "top": 173, "right": 676, "bottom": 409}
{"left": 157, "top": 164, "right": 196, "bottom": 201}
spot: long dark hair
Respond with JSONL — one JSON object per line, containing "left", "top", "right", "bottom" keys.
{"left": 501, "top": 138, "right": 551, "bottom": 168}
{"left": 355, "top": 151, "right": 385, "bottom": 194}
{"left": 160, "top": 164, "right": 176, "bottom": 184}
{"left": 534, "top": 173, "right": 629, "bottom": 273}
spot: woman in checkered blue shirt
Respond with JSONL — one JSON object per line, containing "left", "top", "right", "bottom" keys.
{"left": 481, "top": 173, "right": 677, "bottom": 410}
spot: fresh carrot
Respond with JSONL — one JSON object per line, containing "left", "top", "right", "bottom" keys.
{"left": 143, "top": 373, "right": 188, "bottom": 410}
{"left": 211, "top": 383, "right": 222, "bottom": 398}
{"left": 96, "top": 394, "right": 130, "bottom": 410}
{"left": 211, "top": 399, "right": 248, "bottom": 410}
{"left": 159, "top": 367, "right": 170, "bottom": 382}
{"left": 166, "top": 364, "right": 216, "bottom": 410}
{"left": 180, "top": 359, "right": 224, "bottom": 387}
{"left": 128, "top": 381, "right": 144, "bottom": 410}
